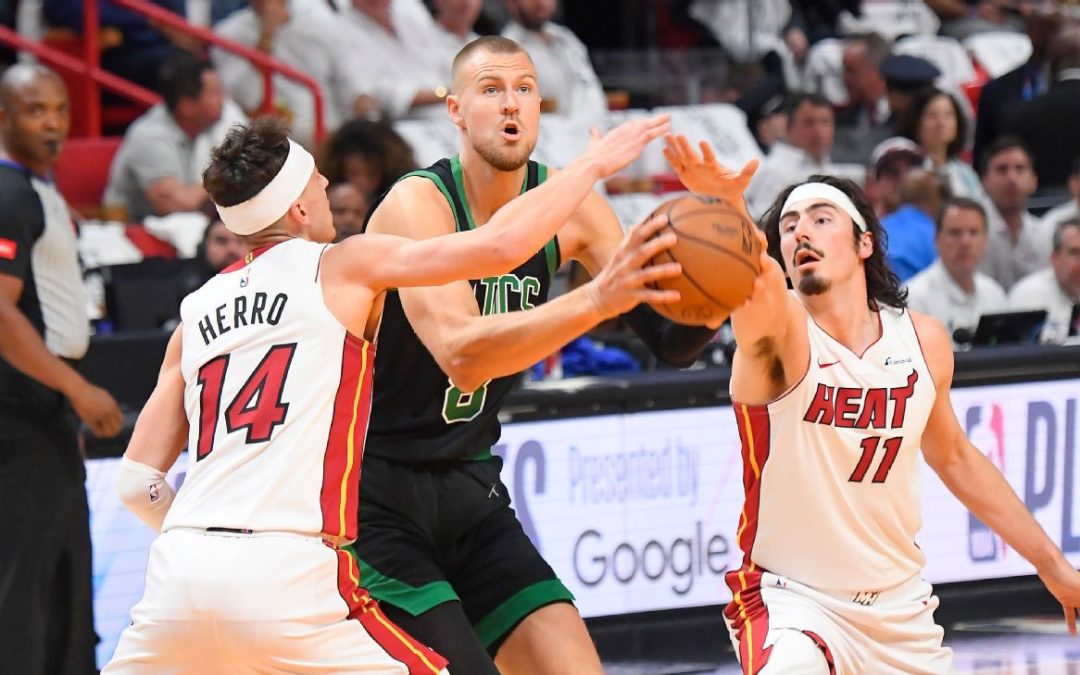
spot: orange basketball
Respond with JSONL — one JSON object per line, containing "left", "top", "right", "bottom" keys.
{"left": 646, "top": 194, "right": 762, "bottom": 326}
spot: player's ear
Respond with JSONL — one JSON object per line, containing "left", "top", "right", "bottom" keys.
{"left": 447, "top": 95, "right": 465, "bottom": 130}
{"left": 288, "top": 200, "right": 309, "bottom": 225}
{"left": 858, "top": 231, "right": 874, "bottom": 260}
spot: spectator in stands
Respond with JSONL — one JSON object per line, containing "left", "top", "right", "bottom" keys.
{"left": 198, "top": 217, "right": 243, "bottom": 273}
{"left": 832, "top": 32, "right": 893, "bottom": 163}
{"left": 1009, "top": 218, "right": 1080, "bottom": 344}
{"left": 900, "top": 87, "right": 988, "bottom": 202}
{"left": 44, "top": 0, "right": 187, "bottom": 93}
{"left": 501, "top": 0, "right": 607, "bottom": 124}
{"left": 1042, "top": 156, "right": 1080, "bottom": 233}
{"left": 880, "top": 53, "right": 940, "bottom": 126}
{"left": 104, "top": 51, "right": 242, "bottom": 223}
{"left": 213, "top": 0, "right": 372, "bottom": 146}
{"left": 336, "top": 0, "right": 452, "bottom": 120}
{"left": 973, "top": 2, "right": 1065, "bottom": 165}
{"left": 927, "top": 0, "right": 1025, "bottom": 41}
{"left": 687, "top": 0, "right": 793, "bottom": 64}
{"left": 329, "top": 182, "right": 369, "bottom": 241}
{"left": 177, "top": 215, "right": 244, "bottom": 300}
{"left": 319, "top": 118, "right": 417, "bottom": 204}
{"left": 0, "top": 63, "right": 123, "bottom": 675}
{"left": 906, "top": 197, "right": 1007, "bottom": 347}
{"left": 978, "top": 137, "right": 1052, "bottom": 290}
{"left": 867, "top": 136, "right": 925, "bottom": 217}
{"left": 431, "top": 0, "right": 483, "bottom": 67}
{"left": 883, "top": 168, "right": 948, "bottom": 280}
{"left": 745, "top": 93, "right": 839, "bottom": 218}
{"left": 1000, "top": 24, "right": 1080, "bottom": 189}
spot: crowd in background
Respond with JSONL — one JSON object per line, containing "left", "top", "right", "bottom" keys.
{"left": 3, "top": 0, "right": 1080, "bottom": 365}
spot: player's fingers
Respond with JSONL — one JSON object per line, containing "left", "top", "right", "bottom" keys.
{"left": 662, "top": 147, "right": 683, "bottom": 171}
{"left": 632, "top": 213, "right": 671, "bottom": 242}
{"left": 676, "top": 134, "right": 696, "bottom": 161}
{"left": 648, "top": 116, "right": 671, "bottom": 138}
{"left": 642, "top": 289, "right": 681, "bottom": 305}
{"left": 632, "top": 231, "right": 677, "bottom": 263}
{"left": 1066, "top": 605, "right": 1077, "bottom": 636}
{"left": 634, "top": 262, "right": 682, "bottom": 284}
{"left": 739, "top": 158, "right": 761, "bottom": 182}
{"left": 699, "top": 140, "right": 718, "bottom": 166}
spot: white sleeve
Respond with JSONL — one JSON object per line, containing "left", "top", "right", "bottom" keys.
{"left": 116, "top": 456, "right": 176, "bottom": 533}
{"left": 212, "top": 13, "right": 266, "bottom": 111}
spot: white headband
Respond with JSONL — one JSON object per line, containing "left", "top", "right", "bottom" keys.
{"left": 215, "top": 139, "right": 316, "bottom": 236}
{"left": 781, "top": 182, "right": 867, "bottom": 233}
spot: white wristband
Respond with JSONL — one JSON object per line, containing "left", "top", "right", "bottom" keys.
{"left": 116, "top": 456, "right": 176, "bottom": 533}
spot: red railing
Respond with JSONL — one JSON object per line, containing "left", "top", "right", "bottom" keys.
{"left": 0, "top": 23, "right": 159, "bottom": 134}
{"left": 110, "top": 0, "right": 326, "bottom": 143}
{"left": 0, "top": 0, "right": 326, "bottom": 143}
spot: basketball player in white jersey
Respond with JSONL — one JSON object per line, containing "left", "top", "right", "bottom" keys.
{"left": 103, "top": 115, "right": 677, "bottom": 673}
{"left": 665, "top": 137, "right": 1080, "bottom": 674}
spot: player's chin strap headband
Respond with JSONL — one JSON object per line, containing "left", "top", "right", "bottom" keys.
{"left": 781, "top": 182, "right": 868, "bottom": 233}
{"left": 215, "top": 139, "right": 316, "bottom": 236}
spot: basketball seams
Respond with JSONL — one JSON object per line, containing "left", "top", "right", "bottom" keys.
{"left": 665, "top": 245, "right": 733, "bottom": 311}
{"left": 673, "top": 229, "right": 761, "bottom": 275}
{"left": 646, "top": 195, "right": 760, "bottom": 320}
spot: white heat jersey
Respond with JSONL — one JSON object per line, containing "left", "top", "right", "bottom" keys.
{"left": 727, "top": 306, "right": 936, "bottom": 598}
{"left": 164, "top": 239, "right": 375, "bottom": 546}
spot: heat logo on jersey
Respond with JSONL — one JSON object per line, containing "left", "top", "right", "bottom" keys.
{"left": 802, "top": 370, "right": 919, "bottom": 430}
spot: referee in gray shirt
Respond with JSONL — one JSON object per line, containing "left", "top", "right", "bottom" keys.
{"left": 0, "top": 64, "right": 123, "bottom": 674}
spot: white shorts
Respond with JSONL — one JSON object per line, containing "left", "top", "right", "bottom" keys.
{"left": 104, "top": 529, "right": 448, "bottom": 674}
{"left": 723, "top": 567, "right": 954, "bottom": 674}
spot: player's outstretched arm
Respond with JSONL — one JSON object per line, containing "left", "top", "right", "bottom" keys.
{"left": 728, "top": 231, "right": 806, "bottom": 403}
{"left": 398, "top": 214, "right": 683, "bottom": 393}
{"left": 116, "top": 327, "right": 187, "bottom": 532}
{"left": 338, "top": 114, "right": 670, "bottom": 291}
{"left": 915, "top": 312, "right": 1080, "bottom": 633}
{"left": 662, "top": 134, "right": 758, "bottom": 215}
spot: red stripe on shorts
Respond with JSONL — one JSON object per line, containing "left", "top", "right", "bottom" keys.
{"left": 802, "top": 630, "right": 837, "bottom": 675}
{"left": 333, "top": 548, "right": 447, "bottom": 674}
{"left": 723, "top": 566, "right": 772, "bottom": 674}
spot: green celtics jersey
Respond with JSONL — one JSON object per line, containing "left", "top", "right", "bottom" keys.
{"left": 363, "top": 156, "right": 558, "bottom": 462}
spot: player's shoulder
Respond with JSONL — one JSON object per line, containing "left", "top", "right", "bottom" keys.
{"left": 368, "top": 174, "right": 455, "bottom": 237}
{"left": 905, "top": 308, "right": 954, "bottom": 384}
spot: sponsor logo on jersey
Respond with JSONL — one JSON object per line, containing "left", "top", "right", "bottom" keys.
{"left": 803, "top": 370, "right": 919, "bottom": 429}
{"left": 851, "top": 590, "right": 880, "bottom": 606}
{"left": 817, "top": 359, "right": 840, "bottom": 369}
{"left": 884, "top": 356, "right": 912, "bottom": 366}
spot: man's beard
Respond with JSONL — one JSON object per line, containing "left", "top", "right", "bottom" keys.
{"left": 518, "top": 12, "right": 547, "bottom": 31}
{"left": 474, "top": 139, "right": 533, "bottom": 172}
{"left": 798, "top": 272, "right": 831, "bottom": 296}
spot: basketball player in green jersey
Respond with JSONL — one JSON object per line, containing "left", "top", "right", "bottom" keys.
{"left": 351, "top": 36, "right": 757, "bottom": 674}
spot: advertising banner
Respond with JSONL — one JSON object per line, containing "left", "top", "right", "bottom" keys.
{"left": 87, "top": 378, "right": 1080, "bottom": 665}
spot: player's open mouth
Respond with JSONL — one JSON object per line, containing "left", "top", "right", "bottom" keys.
{"left": 794, "top": 249, "right": 822, "bottom": 269}
{"left": 501, "top": 122, "right": 521, "bottom": 141}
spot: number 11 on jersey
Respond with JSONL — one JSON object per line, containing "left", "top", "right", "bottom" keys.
{"left": 849, "top": 436, "right": 902, "bottom": 483}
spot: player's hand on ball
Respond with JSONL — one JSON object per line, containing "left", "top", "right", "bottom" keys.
{"left": 1038, "top": 557, "right": 1080, "bottom": 635}
{"left": 579, "top": 114, "right": 671, "bottom": 179}
{"left": 585, "top": 214, "right": 681, "bottom": 319}
{"left": 663, "top": 134, "right": 758, "bottom": 207}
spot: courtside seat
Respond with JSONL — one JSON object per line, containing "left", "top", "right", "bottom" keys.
{"left": 54, "top": 136, "right": 123, "bottom": 219}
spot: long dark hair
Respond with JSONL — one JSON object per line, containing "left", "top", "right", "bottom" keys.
{"left": 898, "top": 87, "right": 968, "bottom": 160}
{"left": 759, "top": 174, "right": 907, "bottom": 312}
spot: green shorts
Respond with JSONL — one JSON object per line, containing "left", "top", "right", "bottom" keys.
{"left": 348, "top": 454, "right": 574, "bottom": 651}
